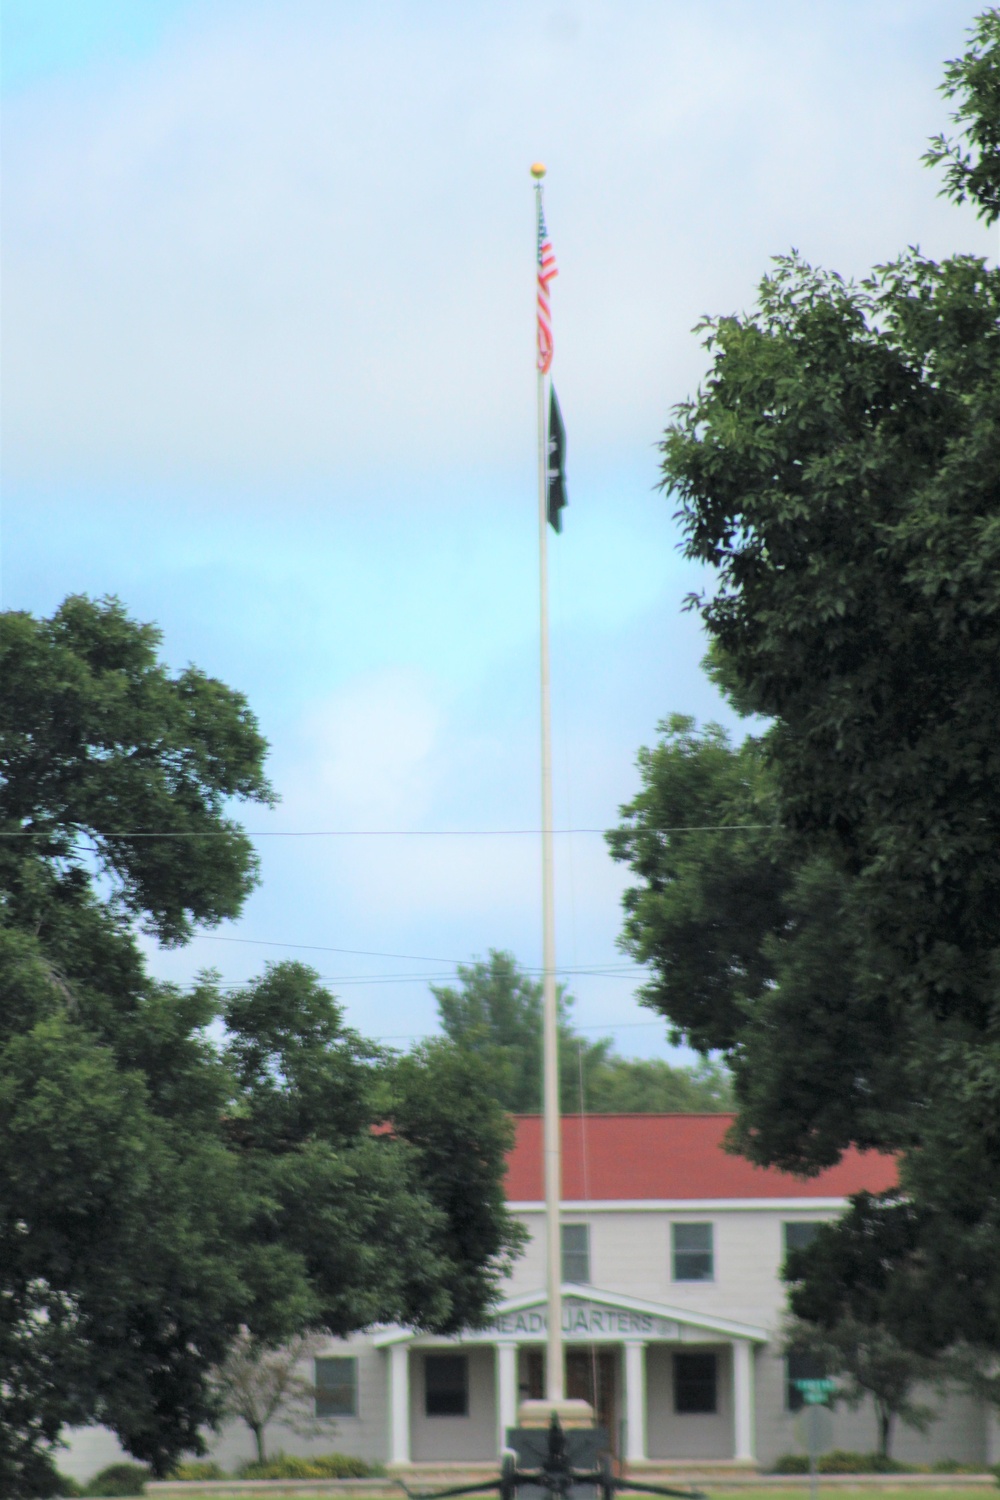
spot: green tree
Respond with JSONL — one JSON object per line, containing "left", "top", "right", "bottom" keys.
{"left": 0, "top": 598, "right": 522, "bottom": 1492}
{"left": 782, "top": 1313, "right": 937, "bottom": 1459}
{"left": 610, "top": 10, "right": 1000, "bottom": 1377}
{"left": 208, "top": 1330, "right": 330, "bottom": 1465}
{"left": 432, "top": 948, "right": 732, "bottom": 1115}
{"left": 926, "top": 9, "right": 1000, "bottom": 221}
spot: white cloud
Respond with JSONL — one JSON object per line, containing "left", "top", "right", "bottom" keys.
{"left": 281, "top": 667, "right": 441, "bottom": 829}
{"left": 3, "top": 0, "right": 991, "bottom": 486}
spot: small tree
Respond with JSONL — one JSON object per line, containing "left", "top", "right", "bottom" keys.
{"left": 210, "top": 1329, "right": 332, "bottom": 1464}
{"left": 783, "top": 1316, "right": 938, "bottom": 1459}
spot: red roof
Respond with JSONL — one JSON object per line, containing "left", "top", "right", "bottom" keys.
{"left": 505, "top": 1114, "right": 897, "bottom": 1202}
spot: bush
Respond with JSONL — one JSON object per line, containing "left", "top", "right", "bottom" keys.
{"left": 54, "top": 1478, "right": 84, "bottom": 1498}
{"left": 819, "top": 1452, "right": 911, "bottom": 1474}
{"left": 931, "top": 1460, "right": 986, "bottom": 1474}
{"left": 771, "top": 1452, "right": 916, "bottom": 1475}
{"left": 235, "top": 1452, "right": 379, "bottom": 1479}
{"left": 771, "top": 1455, "right": 809, "bottom": 1474}
{"left": 82, "top": 1464, "right": 149, "bottom": 1497}
{"left": 168, "top": 1462, "right": 227, "bottom": 1481}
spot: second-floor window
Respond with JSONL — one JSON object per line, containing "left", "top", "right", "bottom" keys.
{"left": 784, "top": 1221, "right": 820, "bottom": 1257}
{"left": 672, "top": 1222, "right": 714, "bottom": 1281}
{"left": 562, "top": 1223, "right": 590, "bottom": 1283}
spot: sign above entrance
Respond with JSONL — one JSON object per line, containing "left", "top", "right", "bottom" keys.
{"left": 485, "top": 1299, "right": 683, "bottom": 1341}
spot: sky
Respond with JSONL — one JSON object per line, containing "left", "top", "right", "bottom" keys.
{"left": 2, "top": 0, "right": 995, "bottom": 1060}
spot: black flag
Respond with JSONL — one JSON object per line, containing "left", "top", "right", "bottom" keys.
{"left": 547, "top": 386, "right": 568, "bottom": 533}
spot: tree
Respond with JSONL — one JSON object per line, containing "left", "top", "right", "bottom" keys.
{"left": 925, "top": 9, "right": 1000, "bottom": 222}
{"left": 610, "top": 11, "right": 1000, "bottom": 1378}
{"left": 782, "top": 1313, "right": 937, "bottom": 1459}
{"left": 209, "top": 1330, "right": 330, "bottom": 1465}
{"left": 432, "top": 949, "right": 732, "bottom": 1115}
{"left": 0, "top": 598, "right": 522, "bottom": 1492}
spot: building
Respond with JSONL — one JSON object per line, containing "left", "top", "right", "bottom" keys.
{"left": 63, "top": 1114, "right": 999, "bottom": 1480}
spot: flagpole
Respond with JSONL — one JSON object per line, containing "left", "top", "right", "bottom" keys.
{"left": 532, "top": 162, "right": 564, "bottom": 1408}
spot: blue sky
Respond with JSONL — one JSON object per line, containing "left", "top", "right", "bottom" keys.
{"left": 2, "top": 0, "right": 994, "bottom": 1056}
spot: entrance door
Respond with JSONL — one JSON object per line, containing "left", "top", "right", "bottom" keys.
{"left": 566, "top": 1349, "right": 618, "bottom": 1455}
{"left": 523, "top": 1348, "right": 619, "bottom": 1454}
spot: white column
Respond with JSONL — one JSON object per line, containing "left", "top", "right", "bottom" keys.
{"left": 623, "top": 1340, "right": 647, "bottom": 1463}
{"left": 732, "top": 1340, "right": 756, "bottom": 1463}
{"left": 389, "top": 1343, "right": 411, "bottom": 1466}
{"left": 496, "top": 1342, "right": 519, "bottom": 1454}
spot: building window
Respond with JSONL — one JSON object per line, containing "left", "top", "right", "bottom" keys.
{"left": 674, "top": 1352, "right": 717, "bottom": 1413}
{"left": 784, "top": 1221, "right": 820, "bottom": 1255}
{"left": 315, "top": 1357, "right": 357, "bottom": 1417}
{"left": 786, "top": 1350, "right": 826, "bottom": 1412}
{"left": 672, "top": 1222, "right": 714, "bottom": 1281}
{"left": 562, "top": 1223, "right": 590, "bottom": 1283}
{"left": 425, "top": 1354, "right": 468, "bottom": 1416}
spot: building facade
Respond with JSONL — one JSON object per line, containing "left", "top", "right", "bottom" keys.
{"left": 63, "top": 1114, "right": 999, "bottom": 1480}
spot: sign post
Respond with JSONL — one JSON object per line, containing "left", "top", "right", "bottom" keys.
{"left": 794, "top": 1380, "right": 836, "bottom": 1500}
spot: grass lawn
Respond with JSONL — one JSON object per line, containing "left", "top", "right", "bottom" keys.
{"left": 154, "top": 1490, "right": 998, "bottom": 1500}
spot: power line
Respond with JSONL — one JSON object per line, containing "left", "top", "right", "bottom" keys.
{"left": 196, "top": 932, "right": 650, "bottom": 971}
{"left": 0, "top": 823, "right": 774, "bottom": 839}
{"left": 210, "top": 966, "right": 643, "bottom": 991}
{"left": 362, "top": 1020, "right": 670, "bottom": 1043}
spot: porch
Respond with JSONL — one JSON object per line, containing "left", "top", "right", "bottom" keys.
{"left": 374, "top": 1287, "right": 767, "bottom": 1467}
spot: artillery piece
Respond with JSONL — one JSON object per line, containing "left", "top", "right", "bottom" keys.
{"left": 398, "top": 1412, "right": 706, "bottom": 1500}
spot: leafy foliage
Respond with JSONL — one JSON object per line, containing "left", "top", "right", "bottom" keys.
{"left": 611, "top": 15, "right": 1000, "bottom": 1382}
{"left": 208, "top": 1329, "right": 330, "bottom": 1464}
{"left": 81, "top": 1464, "right": 149, "bottom": 1497}
{"left": 783, "top": 1309, "right": 938, "bottom": 1457}
{"left": 0, "top": 598, "right": 522, "bottom": 1486}
{"left": 925, "top": 9, "right": 1000, "bottom": 222}
{"left": 167, "top": 1462, "right": 226, "bottom": 1481}
{"left": 432, "top": 949, "right": 732, "bottom": 1115}
{"left": 771, "top": 1452, "right": 919, "bottom": 1475}
{"left": 235, "top": 1453, "right": 380, "bottom": 1479}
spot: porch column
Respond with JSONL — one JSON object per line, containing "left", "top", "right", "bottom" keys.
{"left": 495, "top": 1341, "right": 519, "bottom": 1454}
{"left": 732, "top": 1339, "right": 756, "bottom": 1463}
{"left": 623, "top": 1340, "right": 647, "bottom": 1463}
{"left": 389, "top": 1343, "right": 411, "bottom": 1466}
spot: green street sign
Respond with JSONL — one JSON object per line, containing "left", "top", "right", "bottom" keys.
{"left": 795, "top": 1378, "right": 836, "bottom": 1404}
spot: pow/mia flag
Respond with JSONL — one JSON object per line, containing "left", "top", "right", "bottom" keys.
{"left": 547, "top": 386, "right": 568, "bottom": 533}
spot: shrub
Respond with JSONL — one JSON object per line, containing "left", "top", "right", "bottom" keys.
{"left": 168, "top": 1462, "right": 227, "bottom": 1481}
{"left": 235, "top": 1452, "right": 378, "bottom": 1480}
{"left": 54, "top": 1477, "right": 84, "bottom": 1498}
{"left": 818, "top": 1451, "right": 911, "bottom": 1474}
{"left": 772, "top": 1451, "right": 918, "bottom": 1475}
{"left": 771, "top": 1455, "right": 809, "bottom": 1474}
{"left": 82, "top": 1463, "right": 149, "bottom": 1497}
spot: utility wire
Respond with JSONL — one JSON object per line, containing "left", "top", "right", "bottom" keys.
{"left": 0, "top": 823, "right": 774, "bottom": 838}
{"left": 196, "top": 931, "right": 649, "bottom": 972}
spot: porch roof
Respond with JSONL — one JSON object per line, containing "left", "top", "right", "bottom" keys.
{"left": 372, "top": 1284, "right": 768, "bottom": 1348}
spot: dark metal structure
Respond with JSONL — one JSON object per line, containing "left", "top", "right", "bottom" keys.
{"left": 398, "top": 1415, "right": 705, "bottom": 1500}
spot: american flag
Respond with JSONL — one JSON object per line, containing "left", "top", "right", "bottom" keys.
{"left": 536, "top": 202, "right": 558, "bottom": 374}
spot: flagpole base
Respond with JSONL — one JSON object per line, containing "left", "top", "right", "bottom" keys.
{"left": 517, "top": 1398, "right": 594, "bottom": 1429}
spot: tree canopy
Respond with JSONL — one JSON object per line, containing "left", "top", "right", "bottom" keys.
{"left": 610, "top": 10, "right": 1000, "bottom": 1374}
{"left": 0, "top": 598, "right": 521, "bottom": 1492}
{"left": 432, "top": 948, "right": 732, "bottom": 1115}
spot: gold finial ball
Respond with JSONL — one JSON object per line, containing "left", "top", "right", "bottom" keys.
{"left": 530, "top": 162, "right": 547, "bottom": 179}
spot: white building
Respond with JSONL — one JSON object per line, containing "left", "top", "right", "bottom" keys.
{"left": 64, "top": 1114, "right": 998, "bottom": 1480}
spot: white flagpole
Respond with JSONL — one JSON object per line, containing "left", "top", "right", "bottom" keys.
{"left": 532, "top": 162, "right": 564, "bottom": 1407}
